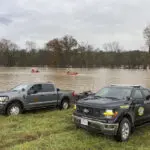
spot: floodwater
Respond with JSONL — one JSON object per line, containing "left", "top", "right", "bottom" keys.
{"left": 0, "top": 67, "right": 150, "bottom": 93}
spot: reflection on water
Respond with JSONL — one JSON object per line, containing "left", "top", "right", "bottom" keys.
{"left": 0, "top": 67, "right": 150, "bottom": 93}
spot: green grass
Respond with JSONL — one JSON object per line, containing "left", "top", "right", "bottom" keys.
{"left": 0, "top": 109, "right": 150, "bottom": 150}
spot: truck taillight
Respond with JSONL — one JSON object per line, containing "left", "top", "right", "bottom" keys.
{"left": 72, "top": 91, "right": 76, "bottom": 96}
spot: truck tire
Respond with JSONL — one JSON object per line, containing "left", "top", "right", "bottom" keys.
{"left": 115, "top": 118, "right": 131, "bottom": 142}
{"left": 60, "top": 99, "right": 70, "bottom": 110}
{"left": 6, "top": 102, "right": 22, "bottom": 116}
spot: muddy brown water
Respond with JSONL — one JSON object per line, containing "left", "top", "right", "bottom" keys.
{"left": 0, "top": 67, "right": 150, "bottom": 93}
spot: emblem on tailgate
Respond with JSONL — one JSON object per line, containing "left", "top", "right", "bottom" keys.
{"left": 83, "top": 108, "right": 89, "bottom": 113}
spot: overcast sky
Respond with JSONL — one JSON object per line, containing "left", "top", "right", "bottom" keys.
{"left": 0, "top": 0, "right": 150, "bottom": 50}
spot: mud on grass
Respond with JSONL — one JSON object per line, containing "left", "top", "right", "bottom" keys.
{"left": 0, "top": 109, "right": 150, "bottom": 150}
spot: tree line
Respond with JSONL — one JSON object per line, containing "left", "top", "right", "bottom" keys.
{"left": 0, "top": 25, "right": 150, "bottom": 69}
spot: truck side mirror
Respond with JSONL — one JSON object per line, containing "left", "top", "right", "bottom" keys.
{"left": 22, "top": 88, "right": 25, "bottom": 92}
{"left": 57, "top": 88, "right": 60, "bottom": 92}
{"left": 126, "top": 96, "right": 132, "bottom": 101}
{"left": 28, "top": 89, "right": 36, "bottom": 95}
{"left": 146, "top": 95, "right": 150, "bottom": 100}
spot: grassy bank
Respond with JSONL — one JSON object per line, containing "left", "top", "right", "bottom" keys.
{"left": 0, "top": 109, "right": 150, "bottom": 150}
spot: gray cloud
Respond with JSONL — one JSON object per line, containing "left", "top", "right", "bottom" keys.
{"left": 0, "top": 17, "right": 12, "bottom": 25}
{"left": 0, "top": 0, "right": 149, "bottom": 49}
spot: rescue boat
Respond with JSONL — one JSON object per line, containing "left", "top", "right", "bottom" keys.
{"left": 67, "top": 71, "right": 78, "bottom": 75}
{"left": 31, "top": 68, "right": 39, "bottom": 73}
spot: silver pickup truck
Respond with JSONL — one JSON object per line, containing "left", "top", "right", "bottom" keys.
{"left": 0, "top": 82, "right": 75, "bottom": 115}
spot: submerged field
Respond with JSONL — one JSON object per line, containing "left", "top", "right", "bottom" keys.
{"left": 0, "top": 108, "right": 150, "bottom": 150}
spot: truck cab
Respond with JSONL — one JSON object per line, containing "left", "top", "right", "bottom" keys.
{"left": 25, "top": 83, "right": 59, "bottom": 108}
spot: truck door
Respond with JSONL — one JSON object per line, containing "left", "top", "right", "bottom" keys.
{"left": 39, "top": 84, "right": 58, "bottom": 106}
{"left": 141, "top": 89, "right": 150, "bottom": 121}
{"left": 26, "top": 84, "right": 46, "bottom": 108}
{"left": 132, "top": 89, "right": 145, "bottom": 125}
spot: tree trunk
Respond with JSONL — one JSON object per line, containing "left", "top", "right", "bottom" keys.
{"left": 149, "top": 45, "right": 150, "bottom": 53}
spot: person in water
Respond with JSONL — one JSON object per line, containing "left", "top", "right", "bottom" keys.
{"left": 66, "top": 68, "right": 70, "bottom": 73}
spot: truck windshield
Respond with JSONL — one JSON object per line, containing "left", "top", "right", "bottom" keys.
{"left": 10, "top": 84, "right": 29, "bottom": 92}
{"left": 95, "top": 87, "right": 132, "bottom": 100}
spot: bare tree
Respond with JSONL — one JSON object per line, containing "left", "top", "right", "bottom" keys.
{"left": 46, "top": 38, "right": 63, "bottom": 66}
{"left": 46, "top": 38, "right": 62, "bottom": 51}
{"left": 78, "top": 42, "right": 94, "bottom": 52}
{"left": 103, "top": 41, "right": 122, "bottom": 52}
{"left": 61, "top": 35, "right": 78, "bottom": 51}
{"left": 143, "top": 25, "right": 150, "bottom": 53}
{"left": 0, "top": 39, "right": 18, "bottom": 51}
{"left": 25, "top": 41, "right": 36, "bottom": 51}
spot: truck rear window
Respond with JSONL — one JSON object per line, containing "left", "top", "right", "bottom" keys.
{"left": 41, "top": 84, "right": 55, "bottom": 92}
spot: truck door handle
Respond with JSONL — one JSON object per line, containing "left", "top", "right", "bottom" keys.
{"left": 41, "top": 95, "right": 45, "bottom": 96}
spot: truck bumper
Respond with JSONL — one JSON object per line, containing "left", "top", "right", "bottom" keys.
{"left": 72, "top": 115, "right": 119, "bottom": 135}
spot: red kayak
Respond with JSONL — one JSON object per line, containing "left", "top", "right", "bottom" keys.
{"left": 67, "top": 71, "right": 78, "bottom": 75}
{"left": 31, "top": 68, "right": 39, "bottom": 73}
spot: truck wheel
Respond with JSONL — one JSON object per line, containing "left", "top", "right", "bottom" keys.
{"left": 115, "top": 118, "right": 131, "bottom": 142}
{"left": 6, "top": 102, "right": 22, "bottom": 116}
{"left": 61, "top": 100, "right": 69, "bottom": 110}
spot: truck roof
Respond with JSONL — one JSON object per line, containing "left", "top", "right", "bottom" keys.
{"left": 110, "top": 84, "right": 144, "bottom": 88}
{"left": 18, "top": 82, "right": 54, "bottom": 86}
{"left": 32, "top": 82, "right": 54, "bottom": 85}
